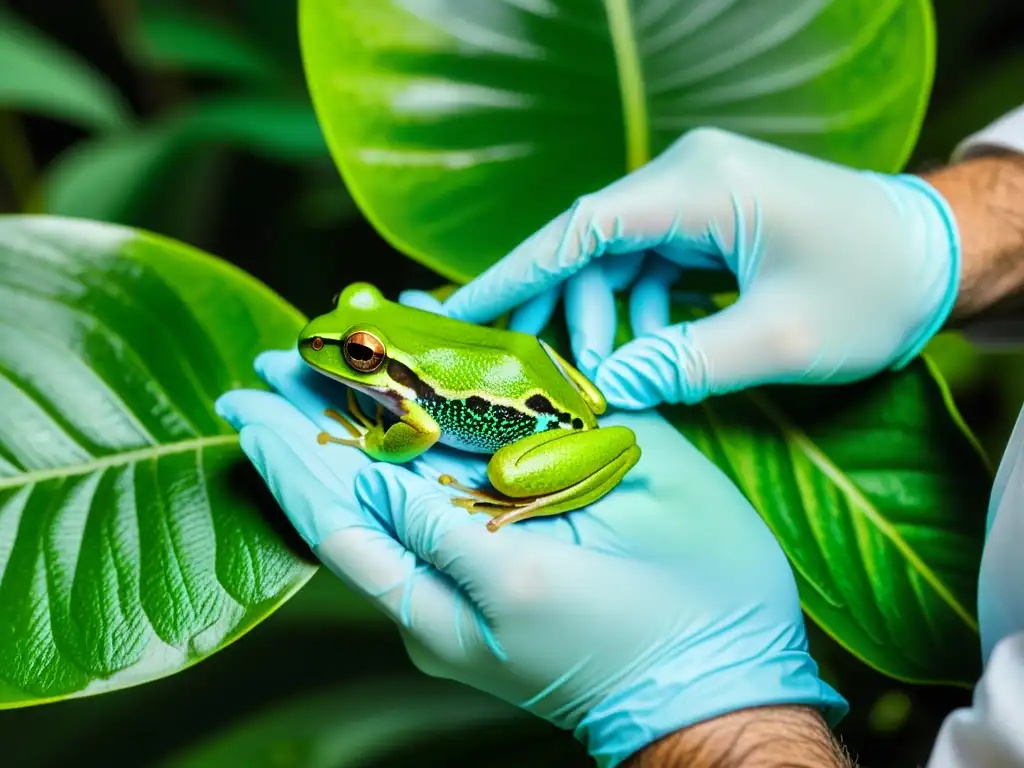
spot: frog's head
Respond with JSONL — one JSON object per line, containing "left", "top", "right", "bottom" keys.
{"left": 298, "top": 282, "right": 394, "bottom": 391}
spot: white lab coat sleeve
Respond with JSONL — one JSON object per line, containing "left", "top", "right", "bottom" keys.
{"left": 928, "top": 108, "right": 1024, "bottom": 763}
{"left": 927, "top": 281, "right": 1024, "bottom": 768}
{"left": 952, "top": 105, "right": 1024, "bottom": 160}
{"left": 926, "top": 632, "right": 1024, "bottom": 766}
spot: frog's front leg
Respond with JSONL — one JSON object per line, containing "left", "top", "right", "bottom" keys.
{"left": 441, "top": 426, "right": 640, "bottom": 532}
{"left": 318, "top": 389, "right": 440, "bottom": 463}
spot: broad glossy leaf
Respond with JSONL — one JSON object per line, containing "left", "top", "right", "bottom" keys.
{"left": 160, "top": 676, "right": 585, "bottom": 767}
{"left": 300, "top": 0, "right": 935, "bottom": 281}
{"left": 0, "top": 216, "right": 317, "bottom": 707}
{"left": 656, "top": 303, "right": 990, "bottom": 685}
{"left": 133, "top": 5, "right": 287, "bottom": 84}
{"left": 0, "top": 8, "right": 130, "bottom": 130}
{"left": 43, "top": 96, "right": 327, "bottom": 223}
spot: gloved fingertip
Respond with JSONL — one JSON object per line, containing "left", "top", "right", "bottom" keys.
{"left": 238, "top": 424, "right": 274, "bottom": 478}
{"left": 599, "top": 325, "right": 713, "bottom": 408}
{"left": 214, "top": 392, "right": 240, "bottom": 427}
{"left": 253, "top": 348, "right": 283, "bottom": 371}
{"left": 399, "top": 289, "right": 447, "bottom": 316}
{"left": 572, "top": 341, "right": 604, "bottom": 379}
{"left": 254, "top": 348, "right": 301, "bottom": 381}
{"left": 594, "top": 355, "right": 660, "bottom": 411}
{"left": 509, "top": 285, "right": 560, "bottom": 335}
{"left": 443, "top": 283, "right": 499, "bottom": 324}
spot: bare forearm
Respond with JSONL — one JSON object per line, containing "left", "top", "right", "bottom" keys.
{"left": 622, "top": 705, "right": 855, "bottom": 768}
{"left": 921, "top": 152, "right": 1024, "bottom": 323}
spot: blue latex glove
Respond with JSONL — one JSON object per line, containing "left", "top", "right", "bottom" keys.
{"left": 443, "top": 128, "right": 961, "bottom": 410}
{"left": 215, "top": 291, "right": 846, "bottom": 768}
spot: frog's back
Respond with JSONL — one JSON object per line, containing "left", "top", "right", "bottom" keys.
{"left": 389, "top": 311, "right": 598, "bottom": 455}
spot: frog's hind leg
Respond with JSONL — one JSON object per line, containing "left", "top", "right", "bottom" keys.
{"left": 441, "top": 442, "right": 641, "bottom": 532}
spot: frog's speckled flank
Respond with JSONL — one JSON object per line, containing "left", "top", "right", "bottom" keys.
{"left": 387, "top": 359, "right": 583, "bottom": 453}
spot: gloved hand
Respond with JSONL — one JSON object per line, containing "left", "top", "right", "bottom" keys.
{"left": 443, "top": 127, "right": 961, "bottom": 410}
{"left": 214, "top": 291, "right": 847, "bottom": 768}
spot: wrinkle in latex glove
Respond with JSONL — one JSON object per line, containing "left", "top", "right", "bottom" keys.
{"left": 216, "top": 345, "right": 846, "bottom": 766}
{"left": 443, "top": 128, "right": 960, "bottom": 409}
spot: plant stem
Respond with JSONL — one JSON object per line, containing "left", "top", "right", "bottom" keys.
{"left": 0, "top": 111, "right": 38, "bottom": 212}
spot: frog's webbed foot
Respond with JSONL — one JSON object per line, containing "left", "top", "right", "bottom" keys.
{"left": 317, "top": 390, "right": 382, "bottom": 449}
{"left": 438, "top": 475, "right": 522, "bottom": 508}
{"left": 438, "top": 474, "right": 538, "bottom": 531}
{"left": 438, "top": 432, "right": 641, "bottom": 533}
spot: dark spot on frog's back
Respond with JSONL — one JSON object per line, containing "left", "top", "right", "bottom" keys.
{"left": 526, "top": 394, "right": 557, "bottom": 414}
{"left": 526, "top": 393, "right": 578, "bottom": 427}
{"left": 465, "top": 395, "right": 491, "bottom": 414}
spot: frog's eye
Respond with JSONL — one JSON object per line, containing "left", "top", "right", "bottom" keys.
{"left": 343, "top": 331, "right": 385, "bottom": 373}
{"left": 331, "top": 292, "right": 340, "bottom": 306}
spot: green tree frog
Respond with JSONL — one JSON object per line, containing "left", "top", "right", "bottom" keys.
{"left": 296, "top": 283, "right": 641, "bottom": 531}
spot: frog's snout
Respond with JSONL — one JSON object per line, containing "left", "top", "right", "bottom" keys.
{"left": 297, "top": 319, "right": 334, "bottom": 371}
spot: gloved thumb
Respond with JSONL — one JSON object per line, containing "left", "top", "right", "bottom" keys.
{"left": 594, "top": 289, "right": 808, "bottom": 409}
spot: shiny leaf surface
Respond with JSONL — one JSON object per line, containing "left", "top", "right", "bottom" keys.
{"left": 300, "top": 0, "right": 935, "bottom": 281}
{"left": 0, "top": 216, "right": 317, "bottom": 707}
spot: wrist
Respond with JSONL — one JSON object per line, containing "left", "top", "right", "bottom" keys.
{"left": 881, "top": 172, "right": 962, "bottom": 368}
{"left": 622, "top": 705, "right": 855, "bottom": 768}
{"left": 919, "top": 152, "right": 1024, "bottom": 324}
{"left": 573, "top": 638, "right": 847, "bottom": 768}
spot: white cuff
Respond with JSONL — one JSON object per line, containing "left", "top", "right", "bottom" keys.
{"left": 926, "top": 633, "right": 1024, "bottom": 768}
{"left": 952, "top": 105, "right": 1024, "bottom": 162}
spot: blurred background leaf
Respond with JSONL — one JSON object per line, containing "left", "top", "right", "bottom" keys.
{"left": 130, "top": 4, "right": 288, "bottom": 85}
{"left": 0, "top": 6, "right": 130, "bottom": 131}
{"left": 157, "top": 676, "right": 587, "bottom": 768}
{"left": 41, "top": 94, "right": 327, "bottom": 222}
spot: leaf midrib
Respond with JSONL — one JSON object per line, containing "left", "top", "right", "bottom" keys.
{"left": 0, "top": 434, "right": 239, "bottom": 491}
{"left": 604, "top": 0, "right": 649, "bottom": 171}
{"left": 744, "top": 389, "right": 979, "bottom": 634}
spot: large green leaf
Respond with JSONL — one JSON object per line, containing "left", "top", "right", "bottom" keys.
{"left": 132, "top": 5, "right": 288, "bottom": 84}
{"left": 0, "top": 8, "right": 131, "bottom": 131}
{"left": 300, "top": 0, "right": 936, "bottom": 281}
{"left": 0, "top": 215, "right": 317, "bottom": 707}
{"left": 42, "top": 96, "right": 328, "bottom": 224}
{"left": 650, "top": 304, "right": 990, "bottom": 685}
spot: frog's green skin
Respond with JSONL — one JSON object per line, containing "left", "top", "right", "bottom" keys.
{"left": 296, "top": 282, "right": 640, "bottom": 531}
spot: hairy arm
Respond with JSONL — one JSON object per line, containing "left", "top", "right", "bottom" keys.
{"left": 622, "top": 705, "right": 854, "bottom": 768}
{"left": 922, "top": 152, "right": 1024, "bottom": 323}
